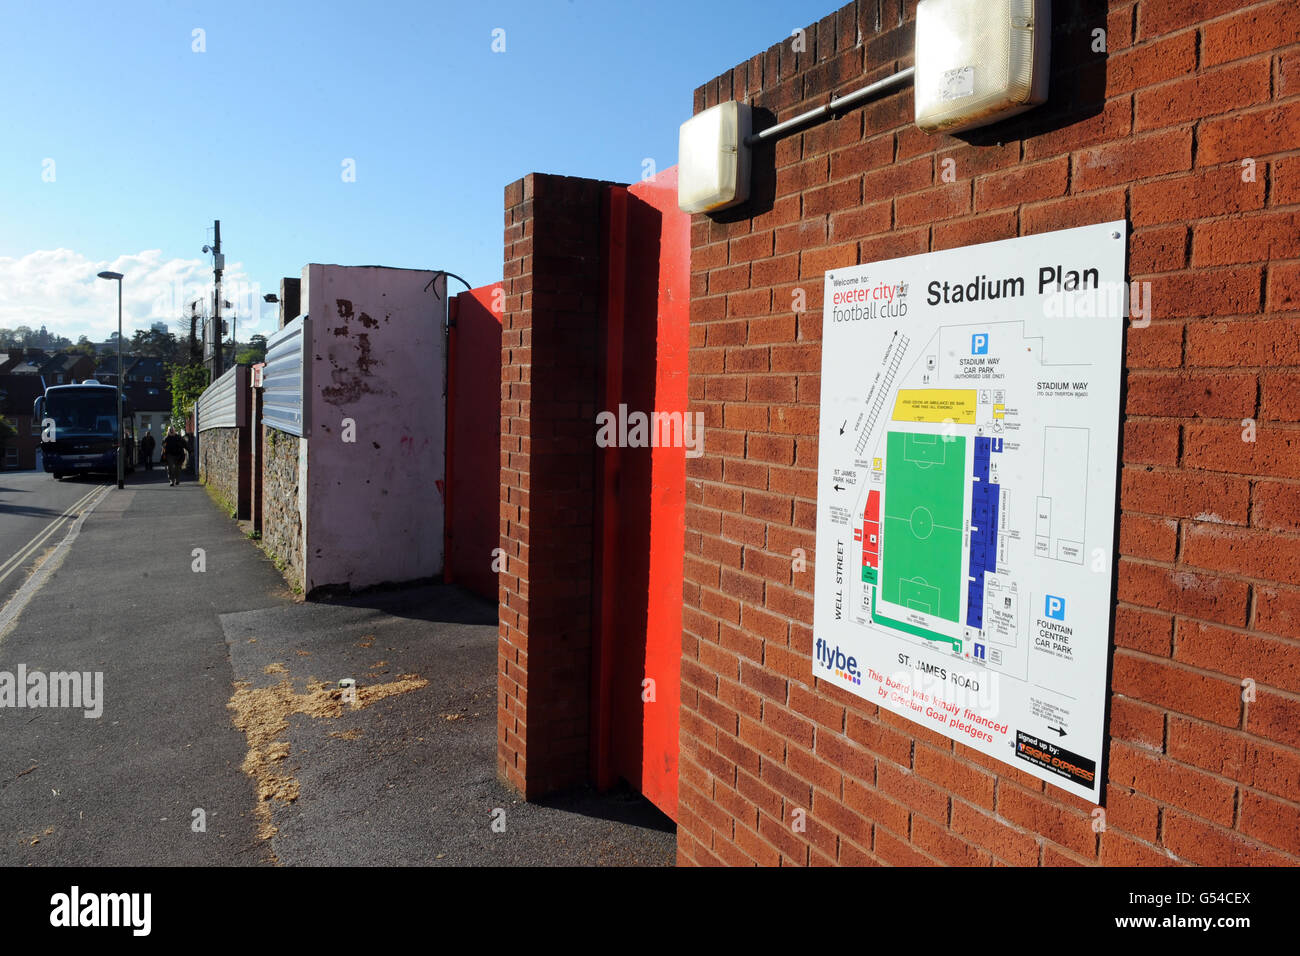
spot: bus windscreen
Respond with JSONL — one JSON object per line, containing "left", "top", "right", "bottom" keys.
{"left": 46, "top": 390, "right": 118, "bottom": 436}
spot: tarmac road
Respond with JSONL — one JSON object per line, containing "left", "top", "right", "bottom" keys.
{"left": 0, "top": 471, "right": 113, "bottom": 610}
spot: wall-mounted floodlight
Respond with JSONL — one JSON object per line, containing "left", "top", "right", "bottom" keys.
{"left": 677, "top": 101, "right": 752, "bottom": 214}
{"left": 677, "top": 0, "right": 1051, "bottom": 213}
{"left": 914, "top": 0, "right": 1050, "bottom": 134}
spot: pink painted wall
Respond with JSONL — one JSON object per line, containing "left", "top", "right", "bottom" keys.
{"left": 302, "top": 264, "right": 446, "bottom": 593}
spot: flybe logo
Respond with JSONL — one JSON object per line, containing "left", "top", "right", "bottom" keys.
{"left": 815, "top": 638, "right": 862, "bottom": 685}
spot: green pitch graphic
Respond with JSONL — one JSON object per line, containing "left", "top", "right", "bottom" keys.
{"left": 880, "top": 431, "right": 966, "bottom": 626}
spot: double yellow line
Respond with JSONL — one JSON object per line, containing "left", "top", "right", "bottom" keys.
{"left": 0, "top": 482, "right": 110, "bottom": 589}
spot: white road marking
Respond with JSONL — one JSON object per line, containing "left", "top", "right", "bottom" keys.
{"left": 0, "top": 484, "right": 111, "bottom": 643}
{"left": 0, "top": 483, "right": 106, "bottom": 582}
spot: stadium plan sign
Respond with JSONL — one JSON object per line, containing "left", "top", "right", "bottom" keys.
{"left": 812, "top": 221, "right": 1127, "bottom": 801}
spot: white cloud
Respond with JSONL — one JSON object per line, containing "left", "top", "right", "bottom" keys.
{"left": 0, "top": 249, "right": 280, "bottom": 344}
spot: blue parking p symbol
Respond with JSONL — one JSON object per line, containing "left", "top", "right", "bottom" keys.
{"left": 1045, "top": 595, "right": 1065, "bottom": 620}
{"left": 972, "top": 333, "right": 988, "bottom": 355}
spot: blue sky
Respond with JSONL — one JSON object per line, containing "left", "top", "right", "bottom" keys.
{"left": 0, "top": 0, "right": 837, "bottom": 342}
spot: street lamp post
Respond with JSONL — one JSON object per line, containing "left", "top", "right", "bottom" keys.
{"left": 97, "top": 270, "right": 125, "bottom": 489}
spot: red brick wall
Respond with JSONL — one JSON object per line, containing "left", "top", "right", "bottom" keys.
{"left": 498, "top": 173, "right": 612, "bottom": 797}
{"left": 680, "top": 0, "right": 1300, "bottom": 865}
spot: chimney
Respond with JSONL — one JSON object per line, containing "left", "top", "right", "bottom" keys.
{"left": 278, "top": 277, "right": 301, "bottom": 329}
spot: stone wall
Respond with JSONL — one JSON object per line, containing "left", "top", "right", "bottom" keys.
{"left": 198, "top": 427, "right": 240, "bottom": 515}
{"left": 262, "top": 424, "right": 303, "bottom": 590}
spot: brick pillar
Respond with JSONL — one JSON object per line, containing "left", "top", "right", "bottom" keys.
{"left": 498, "top": 173, "right": 614, "bottom": 798}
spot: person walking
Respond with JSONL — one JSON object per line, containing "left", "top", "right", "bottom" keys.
{"left": 162, "top": 427, "right": 186, "bottom": 486}
{"left": 139, "top": 430, "right": 156, "bottom": 471}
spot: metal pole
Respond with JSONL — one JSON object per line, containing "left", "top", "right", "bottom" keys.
{"left": 213, "top": 220, "right": 223, "bottom": 377}
{"left": 744, "top": 67, "right": 916, "bottom": 146}
{"left": 116, "top": 277, "right": 124, "bottom": 490}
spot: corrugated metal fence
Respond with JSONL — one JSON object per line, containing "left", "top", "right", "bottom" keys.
{"left": 195, "top": 363, "right": 248, "bottom": 432}
{"left": 263, "top": 315, "right": 309, "bottom": 437}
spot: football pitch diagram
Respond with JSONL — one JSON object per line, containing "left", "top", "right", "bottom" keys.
{"left": 880, "top": 431, "right": 966, "bottom": 626}
{"left": 813, "top": 221, "right": 1128, "bottom": 800}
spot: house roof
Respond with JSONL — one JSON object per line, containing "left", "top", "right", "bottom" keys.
{"left": 0, "top": 373, "right": 46, "bottom": 416}
{"left": 124, "top": 362, "right": 172, "bottom": 410}
{"left": 1, "top": 349, "right": 49, "bottom": 374}
{"left": 40, "top": 353, "right": 88, "bottom": 374}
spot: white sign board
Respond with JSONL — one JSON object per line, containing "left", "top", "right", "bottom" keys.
{"left": 813, "top": 221, "right": 1127, "bottom": 802}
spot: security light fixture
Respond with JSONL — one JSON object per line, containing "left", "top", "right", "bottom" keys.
{"left": 913, "top": 0, "right": 1050, "bottom": 134}
{"left": 677, "top": 0, "right": 1050, "bottom": 214}
{"left": 677, "top": 101, "right": 752, "bottom": 214}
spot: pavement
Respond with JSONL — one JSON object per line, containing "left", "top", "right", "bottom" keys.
{"left": 0, "top": 466, "right": 675, "bottom": 866}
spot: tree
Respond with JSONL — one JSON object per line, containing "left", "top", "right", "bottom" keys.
{"left": 168, "top": 363, "right": 209, "bottom": 424}
{"left": 130, "top": 327, "right": 182, "bottom": 361}
{"left": 236, "top": 333, "right": 267, "bottom": 365}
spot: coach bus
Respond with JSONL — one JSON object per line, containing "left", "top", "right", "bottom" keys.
{"left": 33, "top": 380, "right": 138, "bottom": 479}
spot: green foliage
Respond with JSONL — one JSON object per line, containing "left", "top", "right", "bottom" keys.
{"left": 167, "top": 363, "right": 209, "bottom": 423}
{"left": 131, "top": 328, "right": 185, "bottom": 362}
{"left": 0, "top": 415, "right": 16, "bottom": 445}
{"left": 0, "top": 324, "right": 72, "bottom": 350}
{"left": 236, "top": 333, "right": 269, "bottom": 366}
